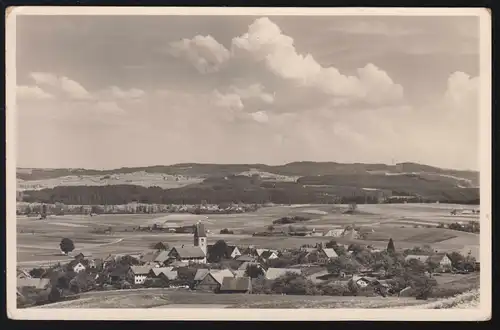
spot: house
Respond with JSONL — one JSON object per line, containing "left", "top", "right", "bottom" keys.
{"left": 17, "top": 278, "right": 51, "bottom": 290}
{"left": 73, "top": 252, "right": 92, "bottom": 261}
{"left": 68, "top": 260, "right": 88, "bottom": 273}
{"left": 226, "top": 245, "right": 242, "bottom": 259}
{"left": 428, "top": 253, "right": 453, "bottom": 271}
{"left": 265, "top": 268, "right": 302, "bottom": 280}
{"left": 259, "top": 250, "right": 279, "bottom": 261}
{"left": 168, "top": 246, "right": 207, "bottom": 264}
{"left": 219, "top": 277, "right": 252, "bottom": 294}
{"left": 129, "top": 266, "right": 152, "bottom": 285}
{"left": 17, "top": 269, "right": 32, "bottom": 279}
{"left": 195, "top": 269, "right": 235, "bottom": 292}
{"left": 88, "top": 258, "right": 103, "bottom": 270}
{"left": 405, "top": 255, "right": 430, "bottom": 263}
{"left": 316, "top": 248, "right": 338, "bottom": 263}
{"left": 149, "top": 267, "right": 178, "bottom": 281}
{"left": 154, "top": 250, "right": 172, "bottom": 266}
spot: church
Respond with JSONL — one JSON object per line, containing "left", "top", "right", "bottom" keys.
{"left": 167, "top": 222, "right": 208, "bottom": 264}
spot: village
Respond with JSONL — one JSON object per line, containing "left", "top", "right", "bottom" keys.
{"left": 16, "top": 220, "right": 480, "bottom": 308}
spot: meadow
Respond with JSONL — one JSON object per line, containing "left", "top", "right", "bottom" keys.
{"left": 16, "top": 203, "right": 480, "bottom": 267}
{"left": 34, "top": 288, "right": 429, "bottom": 309}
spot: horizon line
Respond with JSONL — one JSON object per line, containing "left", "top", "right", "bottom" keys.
{"left": 16, "top": 160, "right": 479, "bottom": 173}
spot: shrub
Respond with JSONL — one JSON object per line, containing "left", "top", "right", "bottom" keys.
{"left": 220, "top": 228, "right": 234, "bottom": 234}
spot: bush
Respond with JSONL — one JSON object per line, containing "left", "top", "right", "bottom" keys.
{"left": 220, "top": 228, "right": 234, "bottom": 234}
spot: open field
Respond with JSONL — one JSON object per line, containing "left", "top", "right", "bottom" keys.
{"left": 17, "top": 171, "right": 204, "bottom": 191}
{"left": 33, "top": 288, "right": 431, "bottom": 309}
{"left": 17, "top": 203, "right": 480, "bottom": 265}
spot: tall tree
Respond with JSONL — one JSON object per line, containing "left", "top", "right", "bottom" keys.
{"left": 387, "top": 238, "right": 396, "bottom": 253}
{"left": 59, "top": 238, "right": 75, "bottom": 255}
{"left": 208, "top": 240, "right": 228, "bottom": 262}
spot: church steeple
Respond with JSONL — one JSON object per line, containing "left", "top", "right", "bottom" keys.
{"left": 194, "top": 221, "right": 207, "bottom": 256}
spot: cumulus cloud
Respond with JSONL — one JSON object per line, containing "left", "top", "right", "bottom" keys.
{"left": 250, "top": 110, "right": 269, "bottom": 123}
{"left": 17, "top": 85, "right": 54, "bottom": 100}
{"left": 30, "top": 72, "right": 92, "bottom": 100}
{"left": 168, "top": 17, "right": 404, "bottom": 107}
{"left": 104, "top": 86, "right": 146, "bottom": 100}
{"left": 169, "top": 35, "right": 231, "bottom": 74}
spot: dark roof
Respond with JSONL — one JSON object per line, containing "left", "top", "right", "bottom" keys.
{"left": 110, "top": 265, "right": 130, "bottom": 277}
{"left": 236, "top": 255, "right": 255, "bottom": 262}
{"left": 220, "top": 277, "right": 251, "bottom": 291}
{"left": 260, "top": 251, "right": 275, "bottom": 259}
{"left": 68, "top": 259, "right": 89, "bottom": 268}
{"left": 428, "top": 253, "right": 449, "bottom": 264}
{"left": 194, "top": 222, "right": 207, "bottom": 238}
{"left": 141, "top": 251, "right": 161, "bottom": 263}
{"left": 170, "top": 246, "right": 206, "bottom": 259}
{"left": 154, "top": 250, "right": 172, "bottom": 263}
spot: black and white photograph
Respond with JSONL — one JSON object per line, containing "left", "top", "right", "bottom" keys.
{"left": 6, "top": 7, "right": 491, "bottom": 321}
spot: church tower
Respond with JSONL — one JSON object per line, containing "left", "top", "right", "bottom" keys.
{"left": 194, "top": 221, "right": 207, "bottom": 256}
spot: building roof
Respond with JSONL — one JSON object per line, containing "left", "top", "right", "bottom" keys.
{"left": 194, "top": 269, "right": 211, "bottom": 281}
{"left": 68, "top": 259, "right": 89, "bottom": 269}
{"left": 154, "top": 250, "right": 172, "bottom": 263}
{"left": 236, "top": 255, "right": 255, "bottom": 262}
{"left": 220, "top": 277, "right": 251, "bottom": 291}
{"left": 321, "top": 248, "right": 339, "bottom": 258}
{"left": 130, "top": 266, "right": 152, "bottom": 275}
{"left": 170, "top": 246, "right": 206, "bottom": 259}
{"left": 265, "top": 268, "right": 301, "bottom": 280}
{"left": 150, "top": 267, "right": 178, "bottom": 280}
{"left": 141, "top": 250, "right": 161, "bottom": 263}
{"left": 209, "top": 269, "right": 235, "bottom": 285}
{"left": 405, "top": 255, "right": 430, "bottom": 262}
{"left": 428, "top": 253, "right": 450, "bottom": 264}
{"left": 17, "top": 278, "right": 50, "bottom": 289}
{"left": 260, "top": 250, "right": 277, "bottom": 259}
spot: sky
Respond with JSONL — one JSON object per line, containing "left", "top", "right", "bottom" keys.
{"left": 15, "top": 15, "right": 480, "bottom": 171}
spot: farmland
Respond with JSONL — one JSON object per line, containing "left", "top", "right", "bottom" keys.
{"left": 17, "top": 203, "right": 480, "bottom": 266}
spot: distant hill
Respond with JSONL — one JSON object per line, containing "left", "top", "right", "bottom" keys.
{"left": 17, "top": 162, "right": 479, "bottom": 205}
{"left": 17, "top": 161, "right": 479, "bottom": 186}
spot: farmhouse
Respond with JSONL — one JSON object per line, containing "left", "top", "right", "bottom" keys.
{"left": 195, "top": 269, "right": 235, "bottom": 292}
{"left": 259, "top": 250, "right": 279, "bottom": 261}
{"left": 149, "top": 267, "right": 178, "bottom": 281}
{"left": 265, "top": 268, "right": 302, "bottom": 280}
{"left": 153, "top": 250, "right": 172, "bottom": 266}
{"left": 316, "top": 248, "right": 338, "bottom": 262}
{"left": 428, "top": 253, "right": 452, "bottom": 268}
{"left": 219, "top": 277, "right": 252, "bottom": 294}
{"left": 68, "top": 260, "right": 88, "bottom": 273}
{"left": 140, "top": 250, "right": 161, "bottom": 264}
{"left": 129, "top": 266, "right": 152, "bottom": 285}
{"left": 168, "top": 246, "right": 207, "bottom": 264}
{"left": 226, "top": 245, "right": 242, "bottom": 259}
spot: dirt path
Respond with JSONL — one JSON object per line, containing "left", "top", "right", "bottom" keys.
{"left": 307, "top": 270, "right": 330, "bottom": 284}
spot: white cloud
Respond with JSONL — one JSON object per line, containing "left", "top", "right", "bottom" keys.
{"left": 30, "top": 72, "right": 92, "bottom": 100}
{"left": 101, "top": 86, "right": 146, "bottom": 100}
{"left": 17, "top": 85, "right": 54, "bottom": 100}
{"left": 250, "top": 110, "right": 269, "bottom": 123}
{"left": 170, "top": 17, "right": 404, "bottom": 107}
{"left": 169, "top": 35, "right": 231, "bottom": 74}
